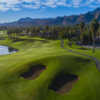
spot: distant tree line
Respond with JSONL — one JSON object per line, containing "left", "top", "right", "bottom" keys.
{"left": 5, "top": 25, "right": 80, "bottom": 40}
{"left": 0, "top": 19, "right": 100, "bottom": 52}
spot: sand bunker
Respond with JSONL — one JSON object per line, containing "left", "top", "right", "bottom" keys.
{"left": 21, "top": 64, "right": 46, "bottom": 80}
{"left": 49, "top": 73, "right": 78, "bottom": 94}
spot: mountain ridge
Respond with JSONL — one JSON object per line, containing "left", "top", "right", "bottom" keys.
{"left": 1, "top": 8, "right": 100, "bottom": 27}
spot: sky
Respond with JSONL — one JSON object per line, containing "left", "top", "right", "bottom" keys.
{"left": 0, "top": 0, "right": 100, "bottom": 23}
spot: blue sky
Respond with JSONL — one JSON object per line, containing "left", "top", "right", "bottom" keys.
{"left": 0, "top": 0, "right": 100, "bottom": 23}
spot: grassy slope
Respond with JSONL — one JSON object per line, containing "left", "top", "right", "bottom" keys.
{"left": 0, "top": 38, "right": 100, "bottom": 100}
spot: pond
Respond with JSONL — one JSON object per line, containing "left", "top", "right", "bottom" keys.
{"left": 0, "top": 45, "right": 17, "bottom": 55}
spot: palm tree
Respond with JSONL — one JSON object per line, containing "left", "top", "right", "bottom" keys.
{"left": 79, "top": 22, "right": 85, "bottom": 44}
{"left": 90, "top": 19, "right": 99, "bottom": 53}
{"left": 68, "top": 27, "right": 73, "bottom": 47}
{"left": 97, "top": 25, "right": 100, "bottom": 40}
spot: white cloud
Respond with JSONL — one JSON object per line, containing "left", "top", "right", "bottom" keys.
{"left": 72, "top": 0, "right": 82, "bottom": 7}
{"left": 0, "top": 0, "right": 100, "bottom": 11}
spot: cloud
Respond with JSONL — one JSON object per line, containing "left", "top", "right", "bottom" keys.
{"left": 0, "top": 0, "right": 100, "bottom": 11}
{"left": 71, "top": 0, "right": 82, "bottom": 7}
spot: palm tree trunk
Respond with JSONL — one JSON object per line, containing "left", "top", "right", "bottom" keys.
{"left": 93, "top": 39, "right": 95, "bottom": 53}
{"left": 61, "top": 39, "right": 64, "bottom": 48}
{"left": 92, "top": 33, "right": 95, "bottom": 53}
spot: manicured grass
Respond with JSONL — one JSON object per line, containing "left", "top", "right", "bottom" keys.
{"left": 0, "top": 38, "right": 100, "bottom": 100}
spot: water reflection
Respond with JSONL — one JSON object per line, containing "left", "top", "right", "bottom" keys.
{"left": 0, "top": 46, "right": 17, "bottom": 55}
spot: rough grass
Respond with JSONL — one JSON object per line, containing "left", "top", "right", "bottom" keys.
{"left": 0, "top": 38, "right": 100, "bottom": 100}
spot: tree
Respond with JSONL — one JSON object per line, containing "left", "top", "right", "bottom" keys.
{"left": 59, "top": 31, "right": 64, "bottom": 48}
{"left": 7, "top": 27, "right": 22, "bottom": 40}
{"left": 79, "top": 22, "right": 85, "bottom": 44}
{"left": 90, "top": 19, "right": 99, "bottom": 53}
{"left": 97, "top": 25, "right": 100, "bottom": 40}
{"left": 67, "top": 27, "right": 73, "bottom": 47}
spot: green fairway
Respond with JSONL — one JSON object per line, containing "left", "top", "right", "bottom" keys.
{"left": 0, "top": 38, "right": 100, "bottom": 100}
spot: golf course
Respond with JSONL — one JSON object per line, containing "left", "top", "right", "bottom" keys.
{"left": 1, "top": 1, "right": 100, "bottom": 100}
{"left": 0, "top": 34, "right": 100, "bottom": 100}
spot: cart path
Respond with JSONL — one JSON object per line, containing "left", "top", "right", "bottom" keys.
{"left": 65, "top": 48, "right": 100, "bottom": 71}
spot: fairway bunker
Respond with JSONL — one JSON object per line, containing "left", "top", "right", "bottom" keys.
{"left": 21, "top": 64, "right": 46, "bottom": 80}
{"left": 49, "top": 73, "right": 78, "bottom": 94}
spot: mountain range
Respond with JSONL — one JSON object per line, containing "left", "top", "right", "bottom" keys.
{"left": 1, "top": 8, "right": 100, "bottom": 27}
